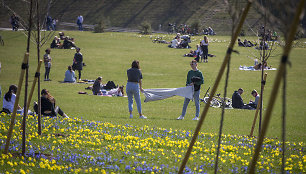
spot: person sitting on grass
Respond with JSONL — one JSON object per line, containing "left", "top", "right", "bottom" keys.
{"left": 1, "top": 84, "right": 21, "bottom": 114}
{"left": 59, "top": 32, "right": 65, "bottom": 40}
{"left": 244, "top": 39, "right": 254, "bottom": 47}
{"left": 232, "top": 88, "right": 254, "bottom": 110}
{"left": 50, "top": 36, "right": 61, "bottom": 49}
{"left": 92, "top": 77, "right": 103, "bottom": 95}
{"left": 184, "top": 50, "right": 196, "bottom": 57}
{"left": 238, "top": 38, "right": 244, "bottom": 47}
{"left": 34, "top": 89, "right": 69, "bottom": 118}
{"left": 249, "top": 89, "right": 260, "bottom": 109}
{"left": 62, "top": 37, "right": 76, "bottom": 49}
{"left": 169, "top": 38, "right": 180, "bottom": 48}
{"left": 64, "top": 65, "right": 76, "bottom": 83}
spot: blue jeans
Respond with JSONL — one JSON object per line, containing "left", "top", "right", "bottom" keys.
{"left": 45, "top": 67, "right": 51, "bottom": 80}
{"left": 181, "top": 90, "right": 200, "bottom": 117}
{"left": 126, "top": 82, "right": 142, "bottom": 114}
{"left": 78, "top": 23, "right": 83, "bottom": 31}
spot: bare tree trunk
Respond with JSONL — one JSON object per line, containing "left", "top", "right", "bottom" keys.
{"left": 36, "top": 0, "right": 42, "bottom": 135}
{"left": 22, "top": 0, "right": 33, "bottom": 156}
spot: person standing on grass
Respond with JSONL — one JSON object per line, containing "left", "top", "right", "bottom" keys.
{"left": 77, "top": 15, "right": 83, "bottom": 31}
{"left": 72, "top": 47, "right": 83, "bottom": 80}
{"left": 177, "top": 60, "right": 204, "bottom": 120}
{"left": 201, "top": 35, "right": 209, "bottom": 63}
{"left": 43, "top": 48, "right": 52, "bottom": 81}
{"left": 126, "top": 60, "right": 146, "bottom": 119}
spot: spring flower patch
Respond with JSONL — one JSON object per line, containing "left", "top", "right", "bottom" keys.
{"left": 0, "top": 113, "right": 305, "bottom": 173}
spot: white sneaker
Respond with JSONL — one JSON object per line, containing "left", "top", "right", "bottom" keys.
{"left": 177, "top": 115, "right": 184, "bottom": 120}
{"left": 139, "top": 115, "right": 147, "bottom": 119}
{"left": 192, "top": 117, "right": 199, "bottom": 120}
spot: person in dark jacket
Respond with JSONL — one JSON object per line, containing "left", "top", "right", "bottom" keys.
{"left": 72, "top": 47, "right": 83, "bottom": 80}
{"left": 34, "top": 89, "right": 69, "bottom": 118}
{"left": 232, "top": 88, "right": 253, "bottom": 109}
{"left": 92, "top": 77, "right": 103, "bottom": 95}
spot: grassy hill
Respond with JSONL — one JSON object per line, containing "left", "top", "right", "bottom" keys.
{"left": 0, "top": 0, "right": 263, "bottom": 35}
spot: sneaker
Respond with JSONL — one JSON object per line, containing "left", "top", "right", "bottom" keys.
{"left": 192, "top": 117, "right": 199, "bottom": 120}
{"left": 139, "top": 115, "right": 147, "bottom": 119}
{"left": 177, "top": 115, "right": 184, "bottom": 120}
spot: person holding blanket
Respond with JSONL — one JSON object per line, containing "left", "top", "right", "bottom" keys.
{"left": 177, "top": 60, "right": 204, "bottom": 120}
{"left": 126, "top": 60, "right": 146, "bottom": 119}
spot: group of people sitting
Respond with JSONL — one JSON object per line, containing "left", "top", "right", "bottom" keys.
{"left": 203, "top": 27, "right": 216, "bottom": 35}
{"left": 258, "top": 26, "right": 278, "bottom": 41}
{"left": 89, "top": 77, "right": 124, "bottom": 97}
{"left": 168, "top": 33, "right": 191, "bottom": 49}
{"left": 232, "top": 88, "right": 259, "bottom": 110}
{"left": 238, "top": 38, "right": 255, "bottom": 47}
{"left": 1, "top": 85, "right": 69, "bottom": 118}
{"left": 238, "top": 38, "right": 270, "bottom": 50}
{"left": 183, "top": 36, "right": 212, "bottom": 63}
{"left": 50, "top": 32, "right": 77, "bottom": 49}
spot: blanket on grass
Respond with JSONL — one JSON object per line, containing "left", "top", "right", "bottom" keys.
{"left": 239, "top": 66, "right": 277, "bottom": 71}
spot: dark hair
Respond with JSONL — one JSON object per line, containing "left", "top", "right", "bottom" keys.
{"left": 41, "top": 89, "right": 55, "bottom": 104}
{"left": 97, "top": 76, "right": 102, "bottom": 81}
{"left": 191, "top": 60, "right": 197, "bottom": 64}
{"left": 251, "top": 89, "right": 257, "bottom": 94}
{"left": 238, "top": 88, "right": 244, "bottom": 92}
{"left": 131, "top": 60, "right": 140, "bottom": 69}
{"left": 68, "top": 65, "right": 72, "bottom": 72}
{"left": 119, "top": 85, "right": 124, "bottom": 96}
{"left": 41, "top": 89, "right": 49, "bottom": 96}
{"left": 45, "top": 48, "right": 50, "bottom": 53}
{"left": 4, "top": 85, "right": 18, "bottom": 102}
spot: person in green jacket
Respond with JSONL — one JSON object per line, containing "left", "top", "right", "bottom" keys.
{"left": 177, "top": 60, "right": 204, "bottom": 120}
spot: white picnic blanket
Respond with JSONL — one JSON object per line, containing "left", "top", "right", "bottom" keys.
{"left": 143, "top": 86, "right": 194, "bottom": 102}
{"left": 239, "top": 66, "right": 277, "bottom": 71}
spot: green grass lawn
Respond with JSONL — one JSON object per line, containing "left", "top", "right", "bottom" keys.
{"left": 0, "top": 30, "right": 305, "bottom": 144}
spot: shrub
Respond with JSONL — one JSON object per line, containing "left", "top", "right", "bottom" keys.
{"left": 94, "top": 20, "right": 106, "bottom": 33}
{"left": 190, "top": 20, "right": 201, "bottom": 35}
{"left": 139, "top": 21, "right": 152, "bottom": 35}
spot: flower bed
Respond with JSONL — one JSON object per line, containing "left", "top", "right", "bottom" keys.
{"left": 0, "top": 113, "right": 305, "bottom": 173}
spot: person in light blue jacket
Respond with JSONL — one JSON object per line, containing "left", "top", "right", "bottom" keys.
{"left": 64, "top": 65, "right": 76, "bottom": 83}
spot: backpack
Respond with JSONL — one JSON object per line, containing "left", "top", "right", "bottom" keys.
{"left": 104, "top": 81, "right": 116, "bottom": 90}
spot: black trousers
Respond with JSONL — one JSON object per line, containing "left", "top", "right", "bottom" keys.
{"left": 45, "top": 67, "right": 51, "bottom": 80}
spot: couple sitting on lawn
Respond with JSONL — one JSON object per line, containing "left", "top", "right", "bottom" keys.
{"left": 232, "top": 88, "right": 259, "bottom": 110}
